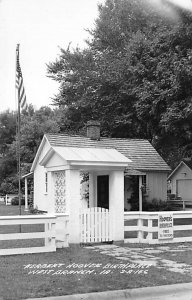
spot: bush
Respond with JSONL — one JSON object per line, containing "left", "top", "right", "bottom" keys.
{"left": 142, "top": 198, "right": 180, "bottom": 211}
{"left": 29, "top": 208, "right": 47, "bottom": 214}
{"left": 28, "top": 194, "right": 33, "bottom": 209}
{"left": 11, "top": 196, "right": 25, "bottom": 206}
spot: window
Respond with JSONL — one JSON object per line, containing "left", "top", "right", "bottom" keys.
{"left": 45, "top": 172, "right": 48, "bottom": 193}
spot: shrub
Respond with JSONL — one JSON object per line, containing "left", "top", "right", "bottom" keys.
{"left": 11, "top": 196, "right": 25, "bottom": 206}
{"left": 29, "top": 207, "right": 47, "bottom": 214}
{"left": 142, "top": 198, "right": 180, "bottom": 211}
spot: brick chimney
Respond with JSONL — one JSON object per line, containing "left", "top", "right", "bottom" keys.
{"left": 87, "top": 120, "right": 101, "bottom": 140}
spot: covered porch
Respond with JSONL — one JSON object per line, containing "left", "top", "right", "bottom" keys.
{"left": 21, "top": 172, "right": 33, "bottom": 211}
{"left": 124, "top": 168, "right": 147, "bottom": 212}
{"left": 39, "top": 146, "right": 131, "bottom": 245}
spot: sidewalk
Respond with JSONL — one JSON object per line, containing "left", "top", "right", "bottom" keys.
{"left": 28, "top": 282, "right": 192, "bottom": 300}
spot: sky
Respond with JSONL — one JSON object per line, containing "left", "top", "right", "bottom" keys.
{"left": 0, "top": 0, "right": 105, "bottom": 112}
{"left": 1, "top": 0, "right": 192, "bottom": 113}
{"left": 151, "top": 0, "right": 192, "bottom": 18}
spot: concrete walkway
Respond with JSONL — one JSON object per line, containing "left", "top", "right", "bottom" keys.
{"left": 85, "top": 244, "right": 192, "bottom": 275}
{"left": 28, "top": 282, "right": 192, "bottom": 300}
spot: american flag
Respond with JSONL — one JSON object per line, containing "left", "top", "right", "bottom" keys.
{"left": 16, "top": 44, "right": 27, "bottom": 110}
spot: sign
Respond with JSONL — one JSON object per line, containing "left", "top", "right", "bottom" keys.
{"left": 158, "top": 213, "right": 173, "bottom": 240}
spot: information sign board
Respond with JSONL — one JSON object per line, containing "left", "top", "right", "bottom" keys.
{"left": 158, "top": 214, "right": 173, "bottom": 240}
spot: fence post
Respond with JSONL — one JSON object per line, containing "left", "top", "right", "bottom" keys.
{"left": 45, "top": 222, "right": 50, "bottom": 247}
{"left": 147, "top": 218, "right": 153, "bottom": 242}
{"left": 45, "top": 220, "right": 56, "bottom": 249}
{"left": 50, "top": 220, "right": 56, "bottom": 249}
{"left": 137, "top": 216, "right": 143, "bottom": 242}
{"left": 65, "top": 218, "right": 69, "bottom": 247}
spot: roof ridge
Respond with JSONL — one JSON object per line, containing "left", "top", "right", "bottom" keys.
{"left": 182, "top": 159, "right": 192, "bottom": 170}
{"left": 45, "top": 133, "right": 148, "bottom": 142}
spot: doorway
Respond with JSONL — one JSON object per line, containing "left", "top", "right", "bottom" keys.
{"left": 97, "top": 175, "right": 109, "bottom": 209}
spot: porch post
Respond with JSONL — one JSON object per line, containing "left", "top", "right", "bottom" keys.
{"left": 109, "top": 170, "right": 124, "bottom": 242}
{"left": 47, "top": 171, "right": 55, "bottom": 213}
{"left": 24, "top": 177, "right": 29, "bottom": 211}
{"left": 66, "top": 168, "right": 81, "bottom": 244}
{"left": 139, "top": 175, "right": 142, "bottom": 212}
{"left": 89, "top": 172, "right": 96, "bottom": 207}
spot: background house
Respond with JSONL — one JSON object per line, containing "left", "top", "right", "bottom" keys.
{"left": 168, "top": 158, "right": 192, "bottom": 200}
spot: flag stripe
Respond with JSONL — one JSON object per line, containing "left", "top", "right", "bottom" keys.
{"left": 16, "top": 45, "right": 27, "bottom": 110}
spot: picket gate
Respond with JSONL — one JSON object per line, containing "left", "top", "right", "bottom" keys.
{"left": 80, "top": 207, "right": 112, "bottom": 243}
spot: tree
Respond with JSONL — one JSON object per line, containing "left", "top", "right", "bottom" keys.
{"left": 20, "top": 105, "right": 61, "bottom": 164}
{"left": 0, "top": 110, "right": 17, "bottom": 154}
{"left": 47, "top": 0, "right": 192, "bottom": 167}
{"left": 0, "top": 105, "right": 61, "bottom": 194}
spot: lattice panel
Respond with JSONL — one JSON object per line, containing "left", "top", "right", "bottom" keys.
{"left": 54, "top": 171, "right": 66, "bottom": 213}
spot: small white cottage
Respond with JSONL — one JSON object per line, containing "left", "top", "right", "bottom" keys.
{"left": 30, "top": 121, "right": 170, "bottom": 246}
{"left": 168, "top": 158, "right": 192, "bottom": 200}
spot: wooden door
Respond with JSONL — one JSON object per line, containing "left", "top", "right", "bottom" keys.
{"left": 97, "top": 175, "right": 109, "bottom": 209}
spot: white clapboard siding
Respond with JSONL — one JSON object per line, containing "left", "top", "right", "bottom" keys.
{"left": 80, "top": 207, "right": 112, "bottom": 243}
{"left": 0, "top": 214, "right": 56, "bottom": 255}
{"left": 124, "top": 211, "right": 192, "bottom": 244}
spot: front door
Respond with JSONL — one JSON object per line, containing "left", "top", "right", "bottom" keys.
{"left": 97, "top": 175, "right": 109, "bottom": 209}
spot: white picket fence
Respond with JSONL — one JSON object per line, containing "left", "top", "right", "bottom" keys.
{"left": 80, "top": 207, "right": 112, "bottom": 243}
{"left": 0, "top": 214, "right": 56, "bottom": 255}
{"left": 124, "top": 211, "right": 192, "bottom": 244}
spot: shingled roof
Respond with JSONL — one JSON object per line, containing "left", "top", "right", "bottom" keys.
{"left": 168, "top": 158, "right": 192, "bottom": 180}
{"left": 182, "top": 158, "right": 192, "bottom": 170}
{"left": 45, "top": 133, "right": 170, "bottom": 172}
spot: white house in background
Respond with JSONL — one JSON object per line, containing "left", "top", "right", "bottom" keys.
{"left": 30, "top": 121, "right": 170, "bottom": 246}
{"left": 168, "top": 158, "right": 192, "bottom": 200}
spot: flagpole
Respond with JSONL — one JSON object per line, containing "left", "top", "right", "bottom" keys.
{"left": 18, "top": 91, "right": 21, "bottom": 216}
{"left": 16, "top": 44, "right": 22, "bottom": 215}
{"left": 16, "top": 44, "right": 27, "bottom": 216}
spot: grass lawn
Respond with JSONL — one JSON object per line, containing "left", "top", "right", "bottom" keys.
{"left": 0, "top": 203, "right": 44, "bottom": 249}
{"left": 1, "top": 244, "right": 192, "bottom": 300}
{"left": 0, "top": 202, "right": 29, "bottom": 215}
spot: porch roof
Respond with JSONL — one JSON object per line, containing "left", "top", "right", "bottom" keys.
{"left": 40, "top": 146, "right": 131, "bottom": 168}
{"left": 125, "top": 169, "right": 145, "bottom": 176}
